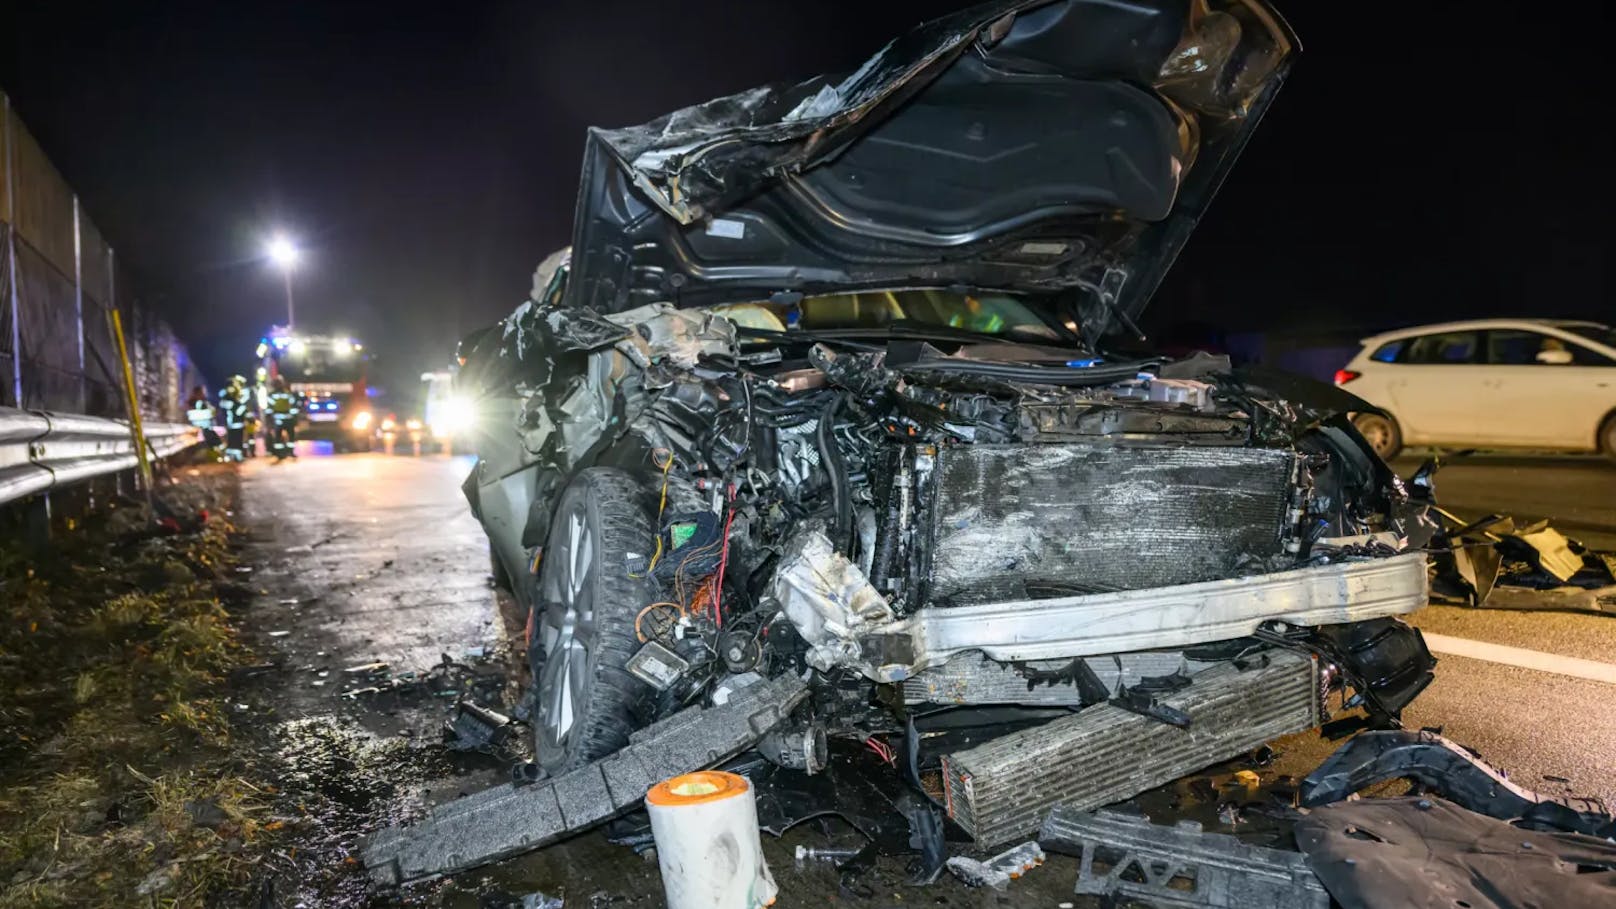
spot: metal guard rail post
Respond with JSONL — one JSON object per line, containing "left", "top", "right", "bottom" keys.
{"left": 0, "top": 406, "right": 200, "bottom": 507}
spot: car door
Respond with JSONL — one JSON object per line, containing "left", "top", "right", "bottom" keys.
{"left": 1382, "top": 330, "right": 1491, "bottom": 444}
{"left": 1484, "top": 329, "right": 1616, "bottom": 449}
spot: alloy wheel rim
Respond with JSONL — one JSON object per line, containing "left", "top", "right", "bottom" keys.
{"left": 538, "top": 507, "right": 594, "bottom": 759}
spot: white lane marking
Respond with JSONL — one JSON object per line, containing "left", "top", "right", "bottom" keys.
{"left": 1422, "top": 632, "right": 1616, "bottom": 685}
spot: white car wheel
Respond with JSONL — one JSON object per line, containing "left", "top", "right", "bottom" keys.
{"left": 1352, "top": 413, "right": 1403, "bottom": 461}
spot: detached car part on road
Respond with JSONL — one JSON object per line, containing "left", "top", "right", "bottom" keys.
{"left": 395, "top": 0, "right": 1443, "bottom": 880}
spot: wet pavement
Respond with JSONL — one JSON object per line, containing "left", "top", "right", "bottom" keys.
{"left": 231, "top": 446, "right": 1616, "bottom": 907}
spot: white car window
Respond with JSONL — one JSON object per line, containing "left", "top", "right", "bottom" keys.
{"left": 1401, "top": 331, "right": 1479, "bottom": 365}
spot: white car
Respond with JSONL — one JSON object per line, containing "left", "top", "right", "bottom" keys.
{"left": 1336, "top": 319, "right": 1616, "bottom": 460}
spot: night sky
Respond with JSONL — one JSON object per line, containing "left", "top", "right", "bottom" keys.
{"left": 1, "top": 1, "right": 1607, "bottom": 404}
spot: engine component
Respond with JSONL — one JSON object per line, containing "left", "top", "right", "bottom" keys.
{"left": 1040, "top": 807, "right": 1329, "bottom": 909}
{"left": 363, "top": 673, "right": 808, "bottom": 885}
{"left": 626, "top": 640, "right": 690, "bottom": 692}
{"left": 941, "top": 651, "right": 1321, "bottom": 846}
{"left": 765, "top": 528, "right": 894, "bottom": 677}
{"left": 1307, "top": 618, "right": 1435, "bottom": 717}
{"left": 923, "top": 444, "right": 1297, "bottom": 606}
{"left": 757, "top": 725, "right": 829, "bottom": 775}
{"left": 902, "top": 651, "right": 1221, "bottom": 706}
{"left": 718, "top": 629, "right": 763, "bottom": 673}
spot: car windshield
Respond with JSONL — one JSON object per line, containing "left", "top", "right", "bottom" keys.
{"left": 712, "top": 289, "right": 1066, "bottom": 341}
{"left": 1560, "top": 324, "right": 1616, "bottom": 347}
{"left": 276, "top": 345, "right": 365, "bottom": 383}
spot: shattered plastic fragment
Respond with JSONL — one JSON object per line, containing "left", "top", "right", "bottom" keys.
{"left": 945, "top": 841, "right": 1044, "bottom": 890}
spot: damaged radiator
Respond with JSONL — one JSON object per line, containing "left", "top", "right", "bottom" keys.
{"left": 902, "top": 651, "right": 1220, "bottom": 706}
{"left": 925, "top": 444, "right": 1295, "bottom": 605}
{"left": 941, "top": 651, "right": 1320, "bottom": 846}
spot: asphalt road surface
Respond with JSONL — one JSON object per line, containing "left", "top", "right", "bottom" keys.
{"left": 234, "top": 447, "right": 1616, "bottom": 907}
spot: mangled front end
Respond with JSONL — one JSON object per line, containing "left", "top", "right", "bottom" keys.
{"left": 481, "top": 287, "right": 1436, "bottom": 844}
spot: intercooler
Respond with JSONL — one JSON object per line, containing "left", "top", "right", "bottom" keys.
{"left": 923, "top": 444, "right": 1296, "bottom": 606}
{"left": 939, "top": 650, "right": 1322, "bottom": 846}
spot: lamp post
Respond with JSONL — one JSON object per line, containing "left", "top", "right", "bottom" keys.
{"left": 266, "top": 235, "right": 299, "bottom": 329}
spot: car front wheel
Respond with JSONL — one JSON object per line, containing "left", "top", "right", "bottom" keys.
{"left": 1600, "top": 414, "right": 1616, "bottom": 465}
{"left": 1352, "top": 412, "right": 1403, "bottom": 462}
{"left": 531, "top": 467, "right": 655, "bottom": 774}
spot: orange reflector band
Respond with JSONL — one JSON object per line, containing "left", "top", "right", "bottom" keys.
{"left": 645, "top": 770, "right": 749, "bottom": 808}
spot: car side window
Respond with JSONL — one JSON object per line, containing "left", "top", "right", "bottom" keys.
{"left": 1400, "top": 331, "right": 1479, "bottom": 364}
{"left": 1369, "top": 340, "right": 1404, "bottom": 362}
{"left": 1569, "top": 342, "right": 1616, "bottom": 366}
{"left": 1487, "top": 330, "right": 1551, "bottom": 365}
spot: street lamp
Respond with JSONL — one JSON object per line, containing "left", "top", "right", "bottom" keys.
{"left": 266, "top": 234, "right": 300, "bottom": 329}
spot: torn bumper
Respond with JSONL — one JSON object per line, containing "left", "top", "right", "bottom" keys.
{"left": 837, "top": 551, "right": 1428, "bottom": 682}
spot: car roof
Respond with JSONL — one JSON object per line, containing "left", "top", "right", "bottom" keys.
{"left": 1358, "top": 319, "right": 1611, "bottom": 346}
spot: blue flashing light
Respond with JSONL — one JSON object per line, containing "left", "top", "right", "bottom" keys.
{"left": 272, "top": 337, "right": 291, "bottom": 349}
{"left": 1065, "top": 358, "right": 1103, "bottom": 368}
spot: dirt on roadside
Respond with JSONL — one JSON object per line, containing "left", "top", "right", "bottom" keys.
{"left": 0, "top": 464, "right": 282, "bottom": 908}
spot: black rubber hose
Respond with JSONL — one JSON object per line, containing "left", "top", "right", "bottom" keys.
{"left": 817, "top": 396, "right": 853, "bottom": 553}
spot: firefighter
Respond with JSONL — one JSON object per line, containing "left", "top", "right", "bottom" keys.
{"left": 218, "top": 375, "right": 252, "bottom": 462}
{"left": 185, "top": 385, "right": 222, "bottom": 454}
{"left": 266, "top": 376, "right": 302, "bottom": 461}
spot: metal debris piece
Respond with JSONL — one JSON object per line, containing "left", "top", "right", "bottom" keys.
{"left": 794, "top": 845, "right": 860, "bottom": 869}
{"left": 442, "top": 700, "right": 513, "bottom": 754}
{"left": 1300, "top": 729, "right": 1616, "bottom": 837}
{"left": 521, "top": 893, "right": 563, "bottom": 909}
{"left": 1295, "top": 797, "right": 1616, "bottom": 909}
{"left": 942, "top": 652, "right": 1320, "bottom": 845}
{"left": 363, "top": 673, "right": 807, "bottom": 885}
{"left": 1040, "top": 807, "right": 1329, "bottom": 909}
{"left": 944, "top": 841, "right": 1045, "bottom": 891}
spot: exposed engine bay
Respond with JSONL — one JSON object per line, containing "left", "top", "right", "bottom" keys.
{"left": 460, "top": 288, "right": 1437, "bottom": 810}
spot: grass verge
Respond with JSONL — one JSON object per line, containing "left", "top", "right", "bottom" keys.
{"left": 0, "top": 468, "right": 276, "bottom": 907}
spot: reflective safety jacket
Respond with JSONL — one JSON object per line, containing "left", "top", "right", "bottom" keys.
{"left": 266, "top": 390, "right": 302, "bottom": 425}
{"left": 186, "top": 398, "right": 216, "bottom": 429}
{"left": 218, "top": 386, "right": 252, "bottom": 429}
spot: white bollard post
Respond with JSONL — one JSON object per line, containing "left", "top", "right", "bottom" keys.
{"left": 646, "top": 771, "right": 778, "bottom": 909}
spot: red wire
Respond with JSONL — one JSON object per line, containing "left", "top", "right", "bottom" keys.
{"left": 713, "top": 483, "right": 737, "bottom": 630}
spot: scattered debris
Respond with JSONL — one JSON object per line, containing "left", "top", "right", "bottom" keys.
{"left": 1040, "top": 807, "right": 1329, "bottom": 909}
{"left": 1432, "top": 513, "right": 1616, "bottom": 612}
{"left": 267, "top": 630, "right": 291, "bottom": 637}
{"left": 944, "top": 841, "right": 1045, "bottom": 891}
{"left": 1296, "top": 797, "right": 1616, "bottom": 909}
{"left": 793, "top": 845, "right": 861, "bottom": 869}
{"left": 1301, "top": 730, "right": 1616, "bottom": 838}
{"left": 442, "top": 699, "right": 514, "bottom": 754}
{"left": 363, "top": 673, "right": 807, "bottom": 884}
{"left": 522, "top": 892, "right": 565, "bottom": 909}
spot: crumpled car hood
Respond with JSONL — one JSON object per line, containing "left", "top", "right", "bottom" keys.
{"left": 567, "top": 0, "right": 1296, "bottom": 338}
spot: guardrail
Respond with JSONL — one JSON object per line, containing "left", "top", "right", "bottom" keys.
{"left": 0, "top": 406, "right": 199, "bottom": 507}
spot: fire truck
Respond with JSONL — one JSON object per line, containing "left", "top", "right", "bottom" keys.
{"left": 256, "top": 328, "right": 375, "bottom": 452}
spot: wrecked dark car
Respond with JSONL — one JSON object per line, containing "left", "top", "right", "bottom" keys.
{"left": 442, "top": 0, "right": 1439, "bottom": 871}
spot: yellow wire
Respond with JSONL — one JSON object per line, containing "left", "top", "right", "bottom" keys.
{"left": 635, "top": 449, "right": 675, "bottom": 578}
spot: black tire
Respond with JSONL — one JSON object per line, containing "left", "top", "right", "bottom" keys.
{"left": 531, "top": 467, "right": 655, "bottom": 774}
{"left": 1600, "top": 413, "right": 1616, "bottom": 465}
{"left": 1352, "top": 412, "right": 1403, "bottom": 461}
